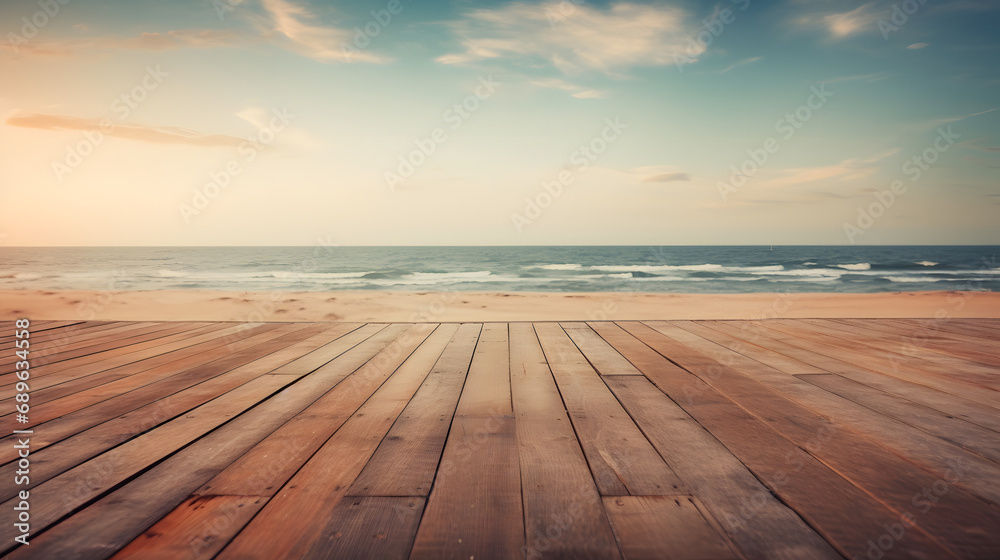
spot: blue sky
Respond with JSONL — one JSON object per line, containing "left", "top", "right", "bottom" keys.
{"left": 1, "top": 0, "right": 998, "bottom": 245}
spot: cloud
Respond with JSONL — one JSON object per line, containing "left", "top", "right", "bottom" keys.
{"left": 823, "top": 3, "right": 876, "bottom": 38}
{"left": 793, "top": 2, "right": 879, "bottom": 39}
{"left": 909, "top": 107, "right": 998, "bottom": 131}
{"left": 961, "top": 138, "right": 1000, "bottom": 152}
{"left": 753, "top": 149, "right": 899, "bottom": 190}
{"left": 617, "top": 165, "right": 692, "bottom": 184}
{"left": 5, "top": 113, "right": 246, "bottom": 147}
{"left": 1, "top": 29, "right": 255, "bottom": 57}
{"left": 529, "top": 78, "right": 606, "bottom": 99}
{"left": 718, "top": 56, "right": 763, "bottom": 74}
{"left": 437, "top": 2, "right": 699, "bottom": 75}
{"left": 257, "top": 0, "right": 387, "bottom": 64}
{"left": 2, "top": 0, "right": 387, "bottom": 64}
{"left": 907, "top": 42, "right": 930, "bottom": 49}
{"left": 116, "top": 29, "right": 250, "bottom": 51}
{"left": 820, "top": 72, "right": 888, "bottom": 84}
{"left": 640, "top": 172, "right": 692, "bottom": 183}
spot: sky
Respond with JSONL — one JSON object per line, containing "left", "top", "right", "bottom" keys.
{"left": 0, "top": 0, "right": 998, "bottom": 246}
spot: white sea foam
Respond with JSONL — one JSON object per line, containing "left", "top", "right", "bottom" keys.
{"left": 771, "top": 276, "right": 840, "bottom": 282}
{"left": 590, "top": 264, "right": 784, "bottom": 273}
{"left": 409, "top": 271, "right": 493, "bottom": 279}
{"left": 885, "top": 276, "right": 943, "bottom": 283}
{"left": 631, "top": 276, "right": 704, "bottom": 281}
{"left": 524, "top": 264, "right": 584, "bottom": 270}
{"left": 914, "top": 261, "right": 938, "bottom": 267}
{"left": 835, "top": 263, "right": 871, "bottom": 271}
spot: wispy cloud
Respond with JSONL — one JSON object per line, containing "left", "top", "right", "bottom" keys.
{"left": 528, "top": 78, "right": 606, "bottom": 99}
{"left": 437, "top": 2, "right": 698, "bottom": 76}
{"left": 793, "top": 2, "right": 878, "bottom": 39}
{"left": 907, "top": 42, "right": 930, "bottom": 49}
{"left": 640, "top": 172, "right": 691, "bottom": 183}
{"left": 0, "top": 29, "right": 252, "bottom": 57}
{"left": 823, "top": 3, "right": 877, "bottom": 38}
{"left": 256, "top": 0, "right": 386, "bottom": 63}
{"left": 820, "top": 72, "right": 888, "bottom": 84}
{"left": 5, "top": 113, "right": 245, "bottom": 147}
{"left": 620, "top": 165, "right": 692, "bottom": 184}
{"left": 961, "top": 138, "right": 1000, "bottom": 152}
{"left": 718, "top": 56, "right": 763, "bottom": 74}
{"left": 752, "top": 149, "right": 899, "bottom": 190}
{"left": 1, "top": 0, "right": 387, "bottom": 64}
{"left": 910, "top": 107, "right": 998, "bottom": 131}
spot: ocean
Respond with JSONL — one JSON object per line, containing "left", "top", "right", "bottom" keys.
{"left": 1, "top": 246, "right": 998, "bottom": 294}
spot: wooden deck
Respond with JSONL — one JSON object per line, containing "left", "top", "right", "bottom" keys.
{"left": 2, "top": 318, "right": 999, "bottom": 559}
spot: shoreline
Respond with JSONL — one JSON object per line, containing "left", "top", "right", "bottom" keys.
{"left": 3, "top": 289, "right": 999, "bottom": 322}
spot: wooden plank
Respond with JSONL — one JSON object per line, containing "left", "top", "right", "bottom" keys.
{"left": 745, "top": 320, "right": 1000, "bottom": 410}
{"left": 619, "top": 320, "right": 1000, "bottom": 559}
{"left": 800, "top": 373, "right": 1000, "bottom": 465}
{"left": 0, "top": 322, "right": 228, "bottom": 400}
{"left": 0, "top": 321, "right": 418, "bottom": 559}
{"left": 0, "top": 322, "right": 224, "bottom": 390}
{"left": 0, "top": 322, "right": 279, "bottom": 405}
{"left": 305, "top": 497, "right": 426, "bottom": 560}
{"left": 347, "top": 324, "right": 480, "bottom": 497}
{"left": 825, "top": 318, "right": 1000, "bottom": 353}
{"left": 0, "top": 323, "right": 289, "bottom": 432}
{"left": 604, "top": 375, "right": 841, "bottom": 559}
{"left": 680, "top": 320, "right": 827, "bottom": 374}
{"left": 271, "top": 322, "right": 384, "bottom": 374}
{"left": 450, "top": 322, "right": 512, "bottom": 415}
{"left": 0, "top": 323, "right": 372, "bottom": 466}
{"left": 804, "top": 318, "right": 1000, "bottom": 370}
{"left": 0, "top": 319, "right": 87, "bottom": 336}
{"left": 0, "top": 320, "right": 101, "bottom": 348}
{"left": 643, "top": 321, "right": 1000, "bottom": 507}
{"left": 407, "top": 323, "right": 526, "bottom": 560}
{"left": 0, "top": 320, "right": 124, "bottom": 357}
{"left": 213, "top": 324, "right": 453, "bottom": 559}
{"left": 603, "top": 496, "right": 739, "bottom": 560}
{"left": 562, "top": 322, "right": 642, "bottom": 375}
{"left": 509, "top": 322, "right": 621, "bottom": 560}
{"left": 769, "top": 319, "right": 1000, "bottom": 392}
{"left": 111, "top": 495, "right": 266, "bottom": 560}
{"left": 836, "top": 370, "right": 1000, "bottom": 434}
{"left": 194, "top": 323, "right": 424, "bottom": 497}
{"left": 408, "top": 416, "right": 520, "bottom": 560}
{"left": 704, "top": 319, "right": 1000, "bottom": 433}
{"left": 0, "top": 321, "right": 173, "bottom": 369}
{"left": 0, "top": 323, "right": 338, "bottom": 499}
{"left": 25, "top": 321, "right": 234, "bottom": 378}
{"left": 0, "top": 372, "right": 298, "bottom": 552}
{"left": 0, "top": 322, "right": 208, "bottom": 372}
{"left": 535, "top": 322, "right": 685, "bottom": 496}
{"left": 589, "top": 321, "right": 958, "bottom": 560}
{"left": 890, "top": 318, "right": 1000, "bottom": 341}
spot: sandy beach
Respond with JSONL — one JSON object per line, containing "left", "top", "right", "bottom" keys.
{"left": 3, "top": 289, "right": 999, "bottom": 322}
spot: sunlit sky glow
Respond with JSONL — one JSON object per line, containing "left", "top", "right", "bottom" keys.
{"left": 1, "top": 0, "right": 998, "bottom": 246}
